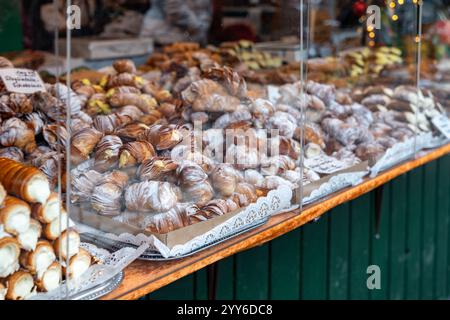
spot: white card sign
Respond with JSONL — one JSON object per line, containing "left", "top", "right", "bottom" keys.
{"left": 0, "top": 68, "right": 46, "bottom": 94}
{"left": 304, "top": 154, "right": 348, "bottom": 175}
{"left": 432, "top": 114, "right": 450, "bottom": 139}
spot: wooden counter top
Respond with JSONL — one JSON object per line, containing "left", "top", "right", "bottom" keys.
{"left": 101, "top": 143, "right": 450, "bottom": 300}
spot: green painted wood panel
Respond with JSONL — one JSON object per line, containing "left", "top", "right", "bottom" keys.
{"left": 0, "top": 1, "right": 23, "bottom": 53}
{"left": 389, "top": 174, "right": 408, "bottom": 300}
{"left": 269, "top": 229, "right": 301, "bottom": 299}
{"left": 328, "top": 203, "right": 350, "bottom": 300}
{"left": 405, "top": 168, "right": 423, "bottom": 300}
{"left": 370, "top": 183, "right": 391, "bottom": 300}
{"left": 235, "top": 244, "right": 270, "bottom": 300}
{"left": 421, "top": 162, "right": 438, "bottom": 299}
{"left": 349, "top": 194, "right": 371, "bottom": 300}
{"left": 300, "top": 215, "right": 328, "bottom": 300}
{"left": 150, "top": 158, "right": 450, "bottom": 301}
{"left": 436, "top": 156, "right": 450, "bottom": 299}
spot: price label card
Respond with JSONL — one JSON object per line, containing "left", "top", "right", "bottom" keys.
{"left": 0, "top": 68, "right": 46, "bottom": 94}
{"left": 432, "top": 114, "right": 450, "bottom": 139}
{"left": 304, "top": 154, "right": 348, "bottom": 175}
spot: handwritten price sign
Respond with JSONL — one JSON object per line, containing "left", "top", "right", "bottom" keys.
{"left": 0, "top": 68, "right": 46, "bottom": 94}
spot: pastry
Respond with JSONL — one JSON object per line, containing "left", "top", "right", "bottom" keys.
{"left": 64, "top": 248, "right": 91, "bottom": 280}
{"left": 0, "top": 237, "right": 20, "bottom": 278}
{"left": 125, "top": 181, "right": 180, "bottom": 213}
{"left": 53, "top": 229, "right": 80, "bottom": 261}
{"left": 210, "top": 164, "right": 241, "bottom": 196}
{"left": 139, "top": 124, "right": 183, "bottom": 150}
{"left": 119, "top": 141, "right": 156, "bottom": 168}
{"left": 0, "top": 158, "right": 51, "bottom": 203}
{"left": 17, "top": 219, "right": 42, "bottom": 251}
{"left": 137, "top": 157, "right": 177, "bottom": 181}
{"left": 19, "top": 240, "right": 55, "bottom": 276}
{"left": 35, "top": 261, "right": 62, "bottom": 292}
{"left": 0, "top": 196, "right": 31, "bottom": 235}
{"left": 43, "top": 210, "right": 73, "bottom": 241}
{"left": 70, "top": 127, "right": 103, "bottom": 165}
{"left": 5, "top": 270, "right": 36, "bottom": 300}
{"left": 0, "top": 117, "right": 37, "bottom": 153}
{"left": 94, "top": 135, "right": 123, "bottom": 172}
{"left": 144, "top": 205, "right": 191, "bottom": 234}
{"left": 31, "top": 192, "right": 63, "bottom": 224}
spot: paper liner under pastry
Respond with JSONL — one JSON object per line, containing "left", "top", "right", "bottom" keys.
{"left": 0, "top": 237, "right": 20, "bottom": 278}
{"left": 53, "top": 229, "right": 80, "bottom": 261}
{"left": 5, "top": 270, "right": 36, "bottom": 300}
{"left": 35, "top": 261, "right": 62, "bottom": 292}
{"left": 17, "top": 218, "right": 42, "bottom": 251}
{"left": 0, "top": 196, "right": 31, "bottom": 235}
{"left": 20, "top": 240, "right": 56, "bottom": 277}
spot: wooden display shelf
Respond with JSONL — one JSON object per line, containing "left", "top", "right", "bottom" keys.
{"left": 101, "top": 144, "right": 450, "bottom": 300}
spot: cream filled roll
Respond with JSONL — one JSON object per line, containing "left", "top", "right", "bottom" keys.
{"left": 0, "top": 196, "right": 30, "bottom": 235}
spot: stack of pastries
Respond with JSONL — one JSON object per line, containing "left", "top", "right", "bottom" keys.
{"left": 0, "top": 158, "right": 91, "bottom": 300}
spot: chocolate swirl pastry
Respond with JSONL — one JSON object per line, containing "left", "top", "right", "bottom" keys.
{"left": 229, "top": 182, "right": 258, "bottom": 207}
{"left": 94, "top": 135, "right": 123, "bottom": 172}
{"left": 0, "top": 93, "right": 33, "bottom": 118}
{"left": 109, "top": 93, "right": 157, "bottom": 113}
{"left": 23, "top": 113, "right": 45, "bottom": 135}
{"left": 91, "top": 182, "right": 124, "bottom": 216}
{"left": 71, "top": 169, "right": 103, "bottom": 203}
{"left": 119, "top": 141, "right": 156, "bottom": 168}
{"left": 260, "top": 155, "right": 297, "bottom": 176}
{"left": 137, "top": 157, "right": 177, "bottom": 181}
{"left": 106, "top": 73, "right": 142, "bottom": 89}
{"left": 125, "top": 181, "right": 180, "bottom": 213}
{"left": 139, "top": 124, "right": 183, "bottom": 151}
{"left": 43, "top": 124, "right": 69, "bottom": 150}
{"left": 144, "top": 204, "right": 192, "bottom": 234}
{"left": 0, "top": 147, "right": 24, "bottom": 162}
{"left": 210, "top": 164, "right": 242, "bottom": 197}
{"left": 93, "top": 113, "right": 129, "bottom": 135}
{"left": 139, "top": 110, "right": 165, "bottom": 126}
{"left": 70, "top": 127, "right": 103, "bottom": 165}
{"left": 0, "top": 118, "right": 37, "bottom": 154}
{"left": 115, "top": 122, "right": 149, "bottom": 142}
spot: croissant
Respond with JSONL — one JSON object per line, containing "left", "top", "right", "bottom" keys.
{"left": 203, "top": 66, "right": 248, "bottom": 98}
{"left": 43, "top": 209, "right": 73, "bottom": 241}
{"left": 139, "top": 124, "right": 183, "bottom": 150}
{"left": 63, "top": 248, "right": 91, "bottom": 280}
{"left": 71, "top": 127, "right": 103, "bottom": 164}
{"left": 191, "top": 199, "right": 231, "bottom": 223}
{"left": 31, "top": 192, "right": 62, "bottom": 224}
{"left": 137, "top": 157, "right": 177, "bottom": 181}
{"left": 211, "top": 164, "right": 241, "bottom": 196}
{"left": 115, "top": 122, "right": 149, "bottom": 142}
{"left": 0, "top": 117, "right": 37, "bottom": 153}
{"left": 244, "top": 169, "right": 265, "bottom": 187}
{"left": 106, "top": 86, "right": 141, "bottom": 97}
{"left": 106, "top": 73, "right": 143, "bottom": 89}
{"left": 53, "top": 229, "right": 80, "bottom": 261}
{"left": 93, "top": 113, "right": 127, "bottom": 135}
{"left": 5, "top": 270, "right": 36, "bottom": 300}
{"left": 109, "top": 93, "right": 157, "bottom": 113}
{"left": 0, "top": 196, "right": 31, "bottom": 235}
{"left": 144, "top": 205, "right": 191, "bottom": 234}
{"left": 31, "top": 152, "right": 62, "bottom": 190}
{"left": 0, "top": 237, "right": 20, "bottom": 278}
{"left": 94, "top": 135, "right": 123, "bottom": 172}
{"left": 116, "top": 105, "right": 144, "bottom": 121}
{"left": 0, "top": 158, "right": 51, "bottom": 203}
{"left": 35, "top": 261, "right": 62, "bottom": 292}
{"left": 17, "top": 219, "right": 42, "bottom": 251}
{"left": 139, "top": 110, "right": 165, "bottom": 126}
{"left": 0, "top": 147, "right": 24, "bottom": 162}
{"left": 113, "top": 59, "right": 137, "bottom": 74}
{"left": 119, "top": 141, "right": 156, "bottom": 168}
{"left": 20, "top": 240, "right": 56, "bottom": 276}
{"left": 125, "top": 181, "right": 180, "bottom": 213}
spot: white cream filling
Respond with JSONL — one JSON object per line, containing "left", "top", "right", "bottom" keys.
{"left": 42, "top": 267, "right": 61, "bottom": 291}
{"left": 14, "top": 275, "right": 35, "bottom": 300}
{"left": 27, "top": 178, "right": 51, "bottom": 204}
{"left": 44, "top": 200, "right": 60, "bottom": 222}
{"left": 70, "top": 258, "right": 90, "bottom": 280}
{"left": 0, "top": 244, "right": 19, "bottom": 277}
{"left": 35, "top": 248, "right": 56, "bottom": 279}
{"left": 0, "top": 225, "right": 12, "bottom": 239}
{"left": 18, "top": 224, "right": 40, "bottom": 251}
{"left": 0, "top": 287, "right": 6, "bottom": 300}
{"left": 66, "top": 233, "right": 80, "bottom": 259}
{"left": 6, "top": 209, "right": 30, "bottom": 234}
{"left": 48, "top": 212, "right": 74, "bottom": 239}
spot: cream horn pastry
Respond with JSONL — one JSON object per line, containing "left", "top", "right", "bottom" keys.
{"left": 53, "top": 229, "right": 80, "bottom": 261}
{"left": 0, "top": 196, "right": 31, "bottom": 235}
{"left": 0, "top": 158, "right": 51, "bottom": 204}
{"left": 63, "top": 248, "right": 91, "bottom": 280}
{"left": 5, "top": 270, "right": 36, "bottom": 300}
{"left": 17, "top": 219, "right": 42, "bottom": 251}
{"left": 35, "top": 261, "right": 62, "bottom": 292}
{"left": 43, "top": 209, "right": 74, "bottom": 241}
{"left": 20, "top": 240, "right": 56, "bottom": 277}
{"left": 31, "top": 192, "right": 63, "bottom": 224}
{"left": 0, "top": 283, "right": 6, "bottom": 300}
{"left": 0, "top": 237, "right": 20, "bottom": 278}
{"left": 0, "top": 182, "right": 5, "bottom": 206}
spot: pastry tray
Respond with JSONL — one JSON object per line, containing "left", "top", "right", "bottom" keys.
{"left": 80, "top": 217, "right": 268, "bottom": 261}
{"left": 69, "top": 271, "right": 124, "bottom": 300}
